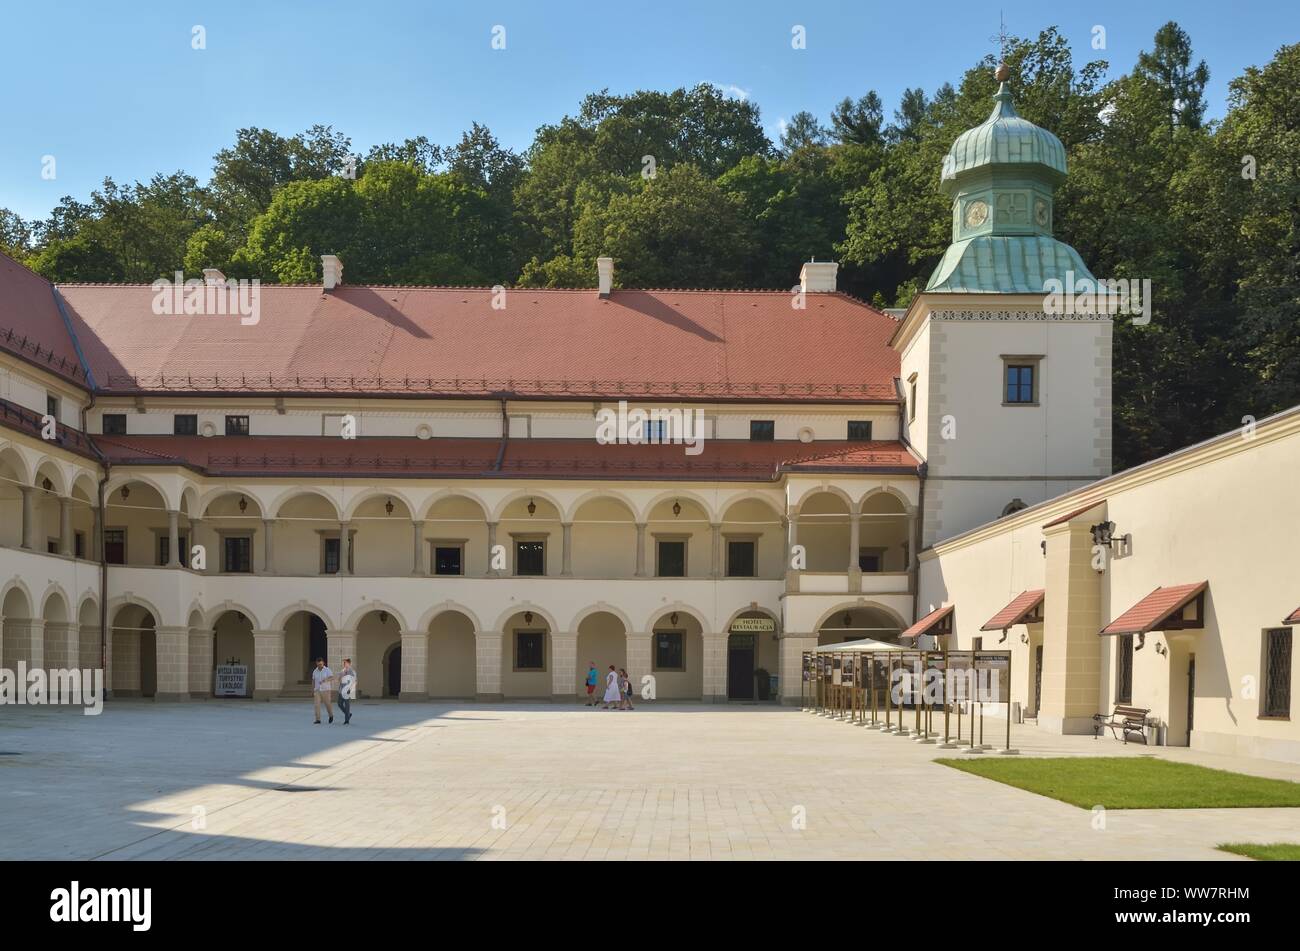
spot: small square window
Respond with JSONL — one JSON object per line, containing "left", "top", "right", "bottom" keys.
{"left": 726, "top": 540, "right": 756, "bottom": 578}
{"left": 323, "top": 537, "right": 341, "bottom": 574}
{"left": 908, "top": 378, "right": 918, "bottom": 422}
{"left": 749, "top": 420, "right": 775, "bottom": 441}
{"left": 102, "top": 414, "right": 127, "bottom": 435}
{"left": 515, "top": 540, "right": 545, "bottom": 576}
{"left": 46, "top": 538, "right": 60, "bottom": 555}
{"left": 46, "top": 394, "right": 60, "bottom": 420}
{"left": 847, "top": 420, "right": 873, "bottom": 441}
{"left": 157, "top": 534, "right": 189, "bottom": 567}
{"left": 434, "top": 545, "right": 463, "bottom": 576}
{"left": 225, "top": 415, "right": 250, "bottom": 436}
{"left": 515, "top": 631, "right": 545, "bottom": 671}
{"left": 654, "top": 632, "right": 685, "bottom": 672}
{"left": 174, "top": 414, "right": 198, "bottom": 435}
{"left": 1004, "top": 364, "right": 1036, "bottom": 404}
{"left": 223, "top": 535, "right": 252, "bottom": 573}
{"left": 645, "top": 419, "right": 667, "bottom": 442}
{"left": 657, "top": 540, "right": 686, "bottom": 577}
{"left": 74, "top": 532, "right": 85, "bottom": 559}
{"left": 104, "top": 529, "right": 126, "bottom": 565}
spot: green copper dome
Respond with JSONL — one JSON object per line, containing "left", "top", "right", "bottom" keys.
{"left": 925, "top": 68, "right": 1095, "bottom": 294}
{"left": 940, "top": 83, "right": 1067, "bottom": 193}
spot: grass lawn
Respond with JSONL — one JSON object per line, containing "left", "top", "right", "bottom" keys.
{"left": 935, "top": 756, "right": 1300, "bottom": 809}
{"left": 1217, "top": 843, "right": 1300, "bottom": 860}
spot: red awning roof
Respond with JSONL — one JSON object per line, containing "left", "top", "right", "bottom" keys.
{"left": 1042, "top": 498, "right": 1106, "bottom": 528}
{"left": 980, "top": 589, "right": 1045, "bottom": 631}
{"left": 1284, "top": 606, "right": 1300, "bottom": 626}
{"left": 1100, "top": 583, "right": 1209, "bottom": 636}
{"left": 901, "top": 604, "right": 954, "bottom": 640}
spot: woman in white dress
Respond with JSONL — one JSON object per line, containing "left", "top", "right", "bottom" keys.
{"left": 602, "top": 665, "right": 621, "bottom": 709}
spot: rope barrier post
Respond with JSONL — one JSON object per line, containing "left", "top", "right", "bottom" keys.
{"left": 884, "top": 654, "right": 894, "bottom": 732}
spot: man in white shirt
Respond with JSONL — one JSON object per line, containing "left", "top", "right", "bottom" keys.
{"left": 338, "top": 658, "right": 357, "bottom": 725}
{"left": 311, "top": 657, "right": 334, "bottom": 724}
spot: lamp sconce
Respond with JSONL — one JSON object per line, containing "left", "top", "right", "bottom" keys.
{"left": 120, "top": 485, "right": 130, "bottom": 501}
{"left": 1154, "top": 640, "right": 1167, "bottom": 657}
{"left": 379, "top": 611, "right": 389, "bottom": 625}
{"left": 1040, "top": 540, "right": 1046, "bottom": 557}
{"left": 1089, "top": 520, "right": 1116, "bottom": 548}
{"left": 669, "top": 612, "right": 679, "bottom": 626}
{"left": 527, "top": 498, "right": 536, "bottom": 516}
{"left": 672, "top": 499, "right": 682, "bottom": 517}
{"left": 238, "top": 495, "right": 248, "bottom": 514}
{"left": 384, "top": 497, "right": 394, "bottom": 515}
{"left": 524, "top": 611, "right": 534, "bottom": 625}
{"left": 1020, "top": 631, "right": 1029, "bottom": 644}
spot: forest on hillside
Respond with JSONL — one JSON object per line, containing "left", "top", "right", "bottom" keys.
{"left": 2, "top": 24, "right": 1297, "bottom": 471}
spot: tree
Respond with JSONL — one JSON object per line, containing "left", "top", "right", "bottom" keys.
{"left": 1135, "top": 21, "right": 1210, "bottom": 129}
{"left": 780, "top": 111, "right": 831, "bottom": 153}
{"left": 831, "top": 92, "right": 884, "bottom": 146}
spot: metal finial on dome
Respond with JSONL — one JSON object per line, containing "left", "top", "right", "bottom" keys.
{"left": 994, "top": 61, "right": 1010, "bottom": 83}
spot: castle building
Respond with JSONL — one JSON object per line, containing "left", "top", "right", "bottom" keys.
{"left": 0, "top": 73, "right": 1295, "bottom": 762}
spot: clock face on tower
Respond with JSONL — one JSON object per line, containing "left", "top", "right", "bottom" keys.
{"left": 1034, "top": 199, "right": 1050, "bottom": 227}
{"left": 964, "top": 199, "right": 989, "bottom": 228}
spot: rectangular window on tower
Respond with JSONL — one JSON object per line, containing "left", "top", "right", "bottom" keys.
{"left": 1002, "top": 355, "right": 1043, "bottom": 405}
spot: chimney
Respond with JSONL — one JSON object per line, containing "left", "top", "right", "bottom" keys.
{"left": 799, "top": 259, "right": 838, "bottom": 293}
{"left": 202, "top": 268, "right": 226, "bottom": 286}
{"left": 596, "top": 256, "right": 614, "bottom": 297}
{"left": 321, "top": 254, "right": 344, "bottom": 291}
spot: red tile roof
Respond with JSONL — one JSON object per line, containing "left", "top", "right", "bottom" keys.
{"left": 94, "top": 435, "right": 921, "bottom": 481}
{"left": 980, "top": 589, "right": 1045, "bottom": 631}
{"left": 55, "top": 285, "right": 901, "bottom": 402}
{"left": 1284, "top": 606, "right": 1300, "bottom": 626}
{"left": 1100, "top": 583, "right": 1209, "bottom": 636}
{"left": 0, "top": 252, "right": 90, "bottom": 385}
{"left": 1042, "top": 498, "right": 1105, "bottom": 528}
{"left": 901, "top": 603, "right": 954, "bottom": 639}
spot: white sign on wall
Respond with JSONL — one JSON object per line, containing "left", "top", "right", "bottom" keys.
{"left": 215, "top": 665, "right": 248, "bottom": 697}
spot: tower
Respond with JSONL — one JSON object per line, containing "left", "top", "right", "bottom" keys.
{"left": 891, "top": 64, "right": 1112, "bottom": 546}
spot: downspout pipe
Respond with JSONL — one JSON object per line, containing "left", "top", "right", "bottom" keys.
{"left": 493, "top": 395, "right": 509, "bottom": 471}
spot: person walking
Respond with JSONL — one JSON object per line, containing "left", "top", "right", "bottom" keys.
{"left": 619, "top": 667, "right": 634, "bottom": 710}
{"left": 338, "top": 657, "right": 357, "bottom": 725}
{"left": 601, "top": 664, "right": 621, "bottom": 709}
{"left": 584, "top": 661, "right": 600, "bottom": 706}
{"left": 311, "top": 657, "right": 334, "bottom": 724}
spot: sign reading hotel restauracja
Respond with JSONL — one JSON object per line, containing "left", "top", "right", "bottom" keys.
{"left": 731, "top": 617, "right": 775, "bottom": 633}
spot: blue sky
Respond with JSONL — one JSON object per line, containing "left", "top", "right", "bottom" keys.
{"left": 1, "top": 0, "right": 1295, "bottom": 221}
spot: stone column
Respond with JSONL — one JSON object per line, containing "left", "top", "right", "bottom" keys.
{"left": 59, "top": 498, "right": 73, "bottom": 556}
{"left": 702, "top": 631, "right": 728, "bottom": 702}
{"left": 560, "top": 522, "right": 573, "bottom": 577}
{"left": 411, "top": 520, "right": 426, "bottom": 576}
{"left": 188, "top": 626, "right": 214, "bottom": 698}
{"left": 167, "top": 510, "right": 181, "bottom": 567}
{"left": 326, "top": 630, "right": 358, "bottom": 682}
{"left": 261, "top": 519, "right": 275, "bottom": 575}
{"left": 486, "top": 521, "right": 500, "bottom": 576}
{"left": 550, "top": 631, "right": 577, "bottom": 701}
{"left": 19, "top": 486, "right": 34, "bottom": 550}
{"left": 848, "top": 512, "right": 862, "bottom": 592}
{"left": 154, "top": 625, "right": 191, "bottom": 701}
{"left": 785, "top": 514, "right": 800, "bottom": 593}
{"left": 710, "top": 522, "right": 722, "bottom": 578}
{"left": 1038, "top": 519, "right": 1104, "bottom": 734}
{"left": 474, "top": 630, "right": 504, "bottom": 700}
{"left": 634, "top": 522, "right": 647, "bottom": 577}
{"left": 779, "top": 633, "right": 818, "bottom": 705}
{"left": 626, "top": 631, "right": 652, "bottom": 701}
{"left": 338, "top": 521, "right": 352, "bottom": 576}
{"left": 2, "top": 617, "right": 44, "bottom": 671}
{"left": 399, "top": 630, "right": 428, "bottom": 701}
{"left": 187, "top": 518, "right": 201, "bottom": 571}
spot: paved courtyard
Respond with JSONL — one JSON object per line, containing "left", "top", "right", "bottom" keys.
{"left": 3, "top": 700, "right": 1300, "bottom": 860}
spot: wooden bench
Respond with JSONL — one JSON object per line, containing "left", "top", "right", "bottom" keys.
{"left": 1093, "top": 704, "right": 1151, "bottom": 744}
